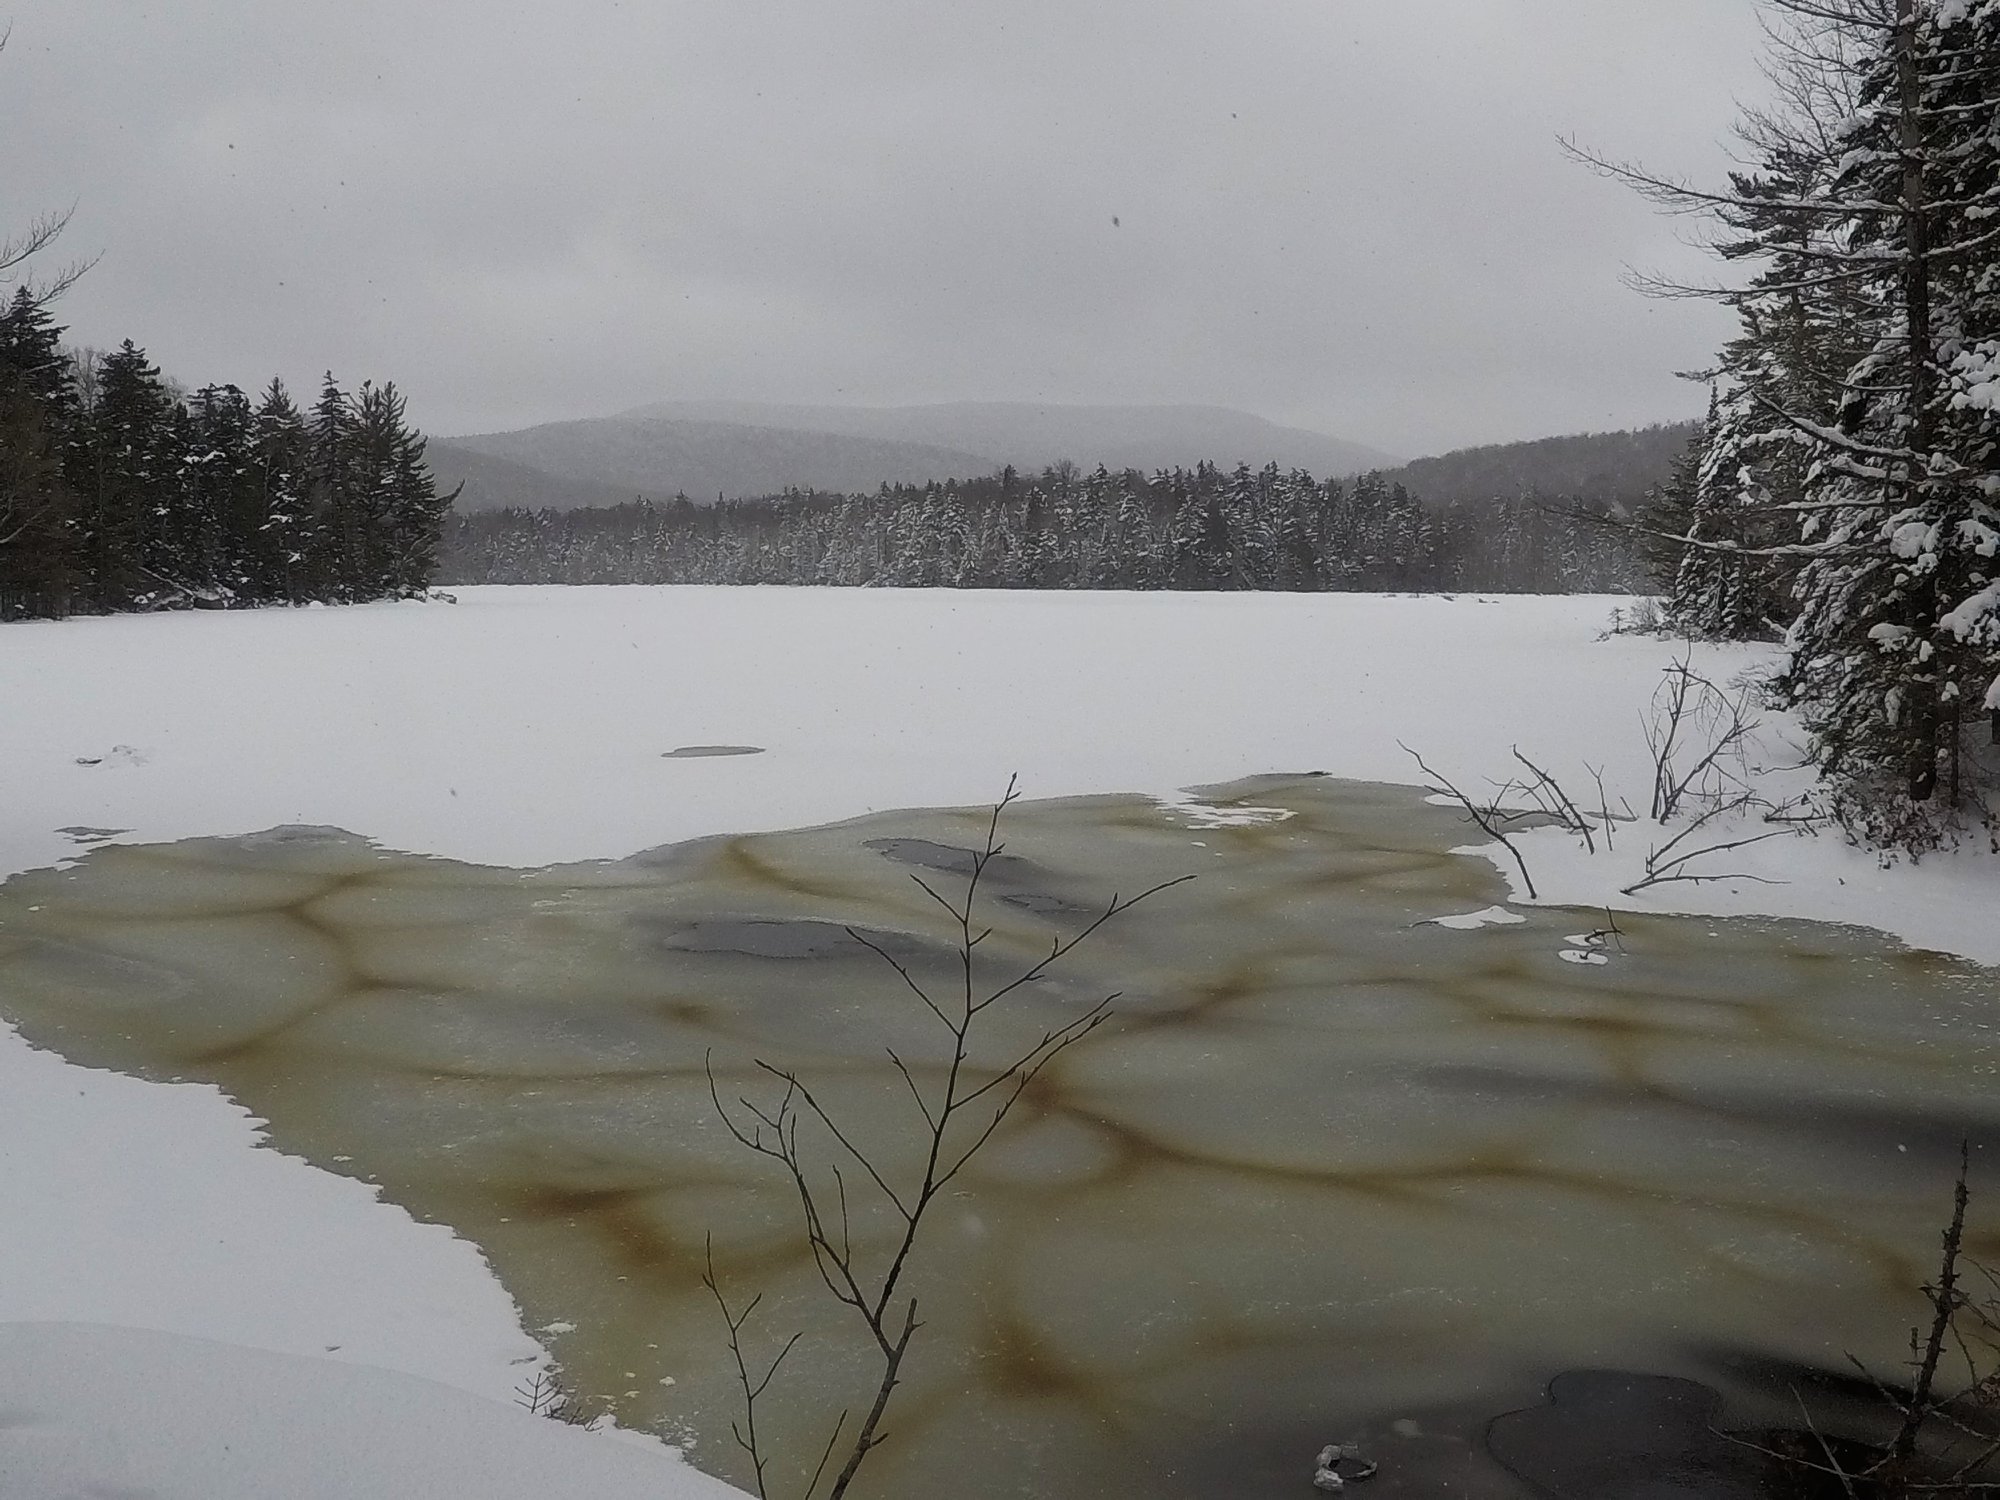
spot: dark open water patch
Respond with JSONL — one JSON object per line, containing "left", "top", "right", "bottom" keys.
{"left": 1488, "top": 1370, "right": 1881, "bottom": 1499}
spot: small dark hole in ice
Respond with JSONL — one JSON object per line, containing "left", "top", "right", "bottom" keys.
{"left": 865, "top": 840, "right": 1093, "bottom": 916}
{"left": 999, "top": 891, "right": 1095, "bottom": 918}
{"left": 864, "top": 837, "right": 1042, "bottom": 879}
{"left": 652, "top": 918, "right": 936, "bottom": 962}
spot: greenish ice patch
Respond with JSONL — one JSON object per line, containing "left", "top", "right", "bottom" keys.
{"left": 0, "top": 777, "right": 1995, "bottom": 1499}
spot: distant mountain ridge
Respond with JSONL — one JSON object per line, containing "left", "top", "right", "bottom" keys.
{"left": 445, "top": 417, "right": 997, "bottom": 509}
{"left": 440, "top": 401, "right": 1395, "bottom": 511}
{"left": 427, "top": 442, "right": 647, "bottom": 514}
{"left": 617, "top": 400, "right": 1398, "bottom": 479}
{"left": 435, "top": 402, "right": 1694, "bottom": 517}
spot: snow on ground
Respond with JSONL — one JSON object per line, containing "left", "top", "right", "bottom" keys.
{"left": 0, "top": 1013, "right": 745, "bottom": 1495}
{"left": 0, "top": 1022, "right": 542, "bottom": 1391}
{"left": 0, "top": 1323, "right": 747, "bottom": 1500}
{"left": 1, "top": 584, "right": 1996, "bottom": 1496}
{"left": 4, "top": 587, "right": 1669, "bottom": 882}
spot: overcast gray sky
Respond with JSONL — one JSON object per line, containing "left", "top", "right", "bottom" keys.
{"left": 5, "top": 1, "right": 1771, "bottom": 458}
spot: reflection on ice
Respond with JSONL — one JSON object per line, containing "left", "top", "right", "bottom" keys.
{"left": 0, "top": 777, "right": 1994, "bottom": 1499}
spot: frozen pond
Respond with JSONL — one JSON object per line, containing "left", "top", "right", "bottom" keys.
{"left": 0, "top": 777, "right": 1994, "bottom": 1498}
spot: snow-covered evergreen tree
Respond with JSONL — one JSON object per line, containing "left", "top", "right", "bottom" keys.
{"left": 1780, "top": 0, "right": 2000, "bottom": 824}
{"left": 1601, "top": 0, "right": 2000, "bottom": 838}
{"left": 0, "top": 288, "right": 82, "bottom": 618}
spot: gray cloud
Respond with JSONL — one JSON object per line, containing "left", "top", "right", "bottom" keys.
{"left": 8, "top": 0, "right": 1770, "bottom": 456}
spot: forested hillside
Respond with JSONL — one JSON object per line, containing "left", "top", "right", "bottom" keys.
{"left": 1376, "top": 423, "right": 1697, "bottom": 511}
{"left": 427, "top": 440, "right": 646, "bottom": 514}
{"left": 616, "top": 400, "right": 1397, "bottom": 480}
{"left": 447, "top": 415, "right": 999, "bottom": 505}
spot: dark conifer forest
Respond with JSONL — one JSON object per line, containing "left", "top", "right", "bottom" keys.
{"left": 439, "top": 462, "right": 1644, "bottom": 594}
{"left": 0, "top": 290, "right": 452, "bottom": 622}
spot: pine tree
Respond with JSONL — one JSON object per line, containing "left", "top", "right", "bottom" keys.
{"left": 1781, "top": 0, "right": 2000, "bottom": 821}
{"left": 1660, "top": 388, "right": 1776, "bottom": 638}
{"left": 368, "top": 382, "right": 452, "bottom": 597}
{"left": 173, "top": 383, "right": 254, "bottom": 603}
{"left": 76, "top": 340, "right": 178, "bottom": 610}
{"left": 0, "top": 288, "right": 83, "bottom": 618}
{"left": 1595, "top": 0, "right": 2000, "bottom": 838}
{"left": 245, "top": 379, "right": 315, "bottom": 602}
{"left": 307, "top": 374, "right": 361, "bottom": 599}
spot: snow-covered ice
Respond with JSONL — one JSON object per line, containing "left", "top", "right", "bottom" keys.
{"left": 1424, "top": 904, "right": 1529, "bottom": 930}
{"left": 0, "top": 1021, "right": 542, "bottom": 1391}
{"left": 0, "top": 1322, "right": 746, "bottom": 1500}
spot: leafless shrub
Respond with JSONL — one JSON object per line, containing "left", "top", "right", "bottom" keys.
{"left": 1587, "top": 764, "right": 1626, "bottom": 853}
{"left": 1599, "top": 598, "right": 1671, "bottom": 639}
{"left": 1622, "top": 792, "right": 1806, "bottom": 895}
{"left": 1511, "top": 747, "right": 1597, "bottom": 855}
{"left": 703, "top": 778, "right": 1190, "bottom": 1500}
{"left": 1610, "top": 654, "right": 1830, "bottom": 891}
{"left": 1645, "top": 653, "right": 1761, "bottom": 823}
{"left": 1403, "top": 744, "right": 1541, "bottom": 898}
{"left": 1734, "top": 1148, "right": 2000, "bottom": 1496}
{"left": 513, "top": 1369, "right": 602, "bottom": 1427}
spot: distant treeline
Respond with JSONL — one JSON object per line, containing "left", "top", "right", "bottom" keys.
{"left": 0, "top": 289, "right": 451, "bottom": 622}
{"left": 440, "top": 461, "right": 1642, "bottom": 594}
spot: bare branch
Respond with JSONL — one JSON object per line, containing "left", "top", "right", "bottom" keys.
{"left": 1511, "top": 746, "right": 1597, "bottom": 854}
{"left": 704, "top": 778, "right": 1189, "bottom": 1499}
{"left": 1403, "top": 743, "right": 1538, "bottom": 899}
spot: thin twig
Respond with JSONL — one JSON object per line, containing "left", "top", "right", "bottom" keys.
{"left": 1403, "top": 744, "right": 1538, "bottom": 899}
{"left": 703, "top": 777, "right": 1189, "bottom": 1499}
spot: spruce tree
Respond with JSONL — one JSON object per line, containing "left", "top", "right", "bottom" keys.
{"left": 76, "top": 340, "right": 178, "bottom": 610}
{"left": 0, "top": 288, "right": 82, "bottom": 618}
{"left": 1596, "top": 0, "right": 2000, "bottom": 838}
{"left": 1782, "top": 0, "right": 2000, "bottom": 822}
{"left": 246, "top": 379, "right": 315, "bottom": 602}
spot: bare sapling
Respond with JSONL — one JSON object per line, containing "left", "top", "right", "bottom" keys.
{"left": 704, "top": 778, "right": 1191, "bottom": 1500}
{"left": 1402, "top": 743, "right": 1541, "bottom": 898}
{"left": 513, "top": 1369, "right": 602, "bottom": 1428}
{"left": 1621, "top": 791, "right": 1803, "bottom": 895}
{"left": 1644, "top": 652, "right": 1760, "bottom": 824}
{"left": 1511, "top": 746, "right": 1597, "bottom": 854}
{"left": 1729, "top": 1146, "right": 2000, "bottom": 1496}
{"left": 1624, "top": 655, "right": 1822, "bottom": 893}
{"left": 1587, "top": 763, "right": 1623, "bottom": 852}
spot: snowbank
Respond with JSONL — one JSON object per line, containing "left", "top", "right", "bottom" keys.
{"left": 0, "top": 1016, "right": 745, "bottom": 1493}
{"left": 0, "top": 1322, "right": 745, "bottom": 1500}
{"left": 1, "top": 588, "right": 1662, "bottom": 882}
{"left": 0, "top": 1022, "right": 540, "bottom": 1395}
